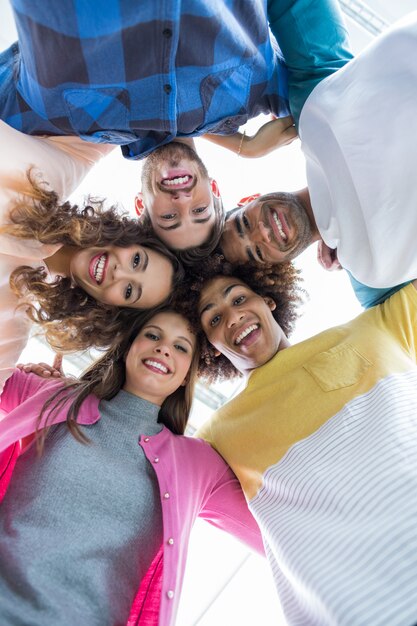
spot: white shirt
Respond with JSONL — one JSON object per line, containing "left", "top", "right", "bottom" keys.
{"left": 299, "top": 12, "right": 417, "bottom": 288}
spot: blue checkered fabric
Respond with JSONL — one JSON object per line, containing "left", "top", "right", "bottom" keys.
{"left": 0, "top": 0, "right": 290, "bottom": 159}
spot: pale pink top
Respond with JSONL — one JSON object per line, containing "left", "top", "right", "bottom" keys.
{"left": 0, "top": 369, "right": 264, "bottom": 626}
{"left": 0, "top": 121, "right": 113, "bottom": 392}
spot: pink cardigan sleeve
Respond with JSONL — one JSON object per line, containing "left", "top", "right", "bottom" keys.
{"left": 199, "top": 455, "right": 265, "bottom": 555}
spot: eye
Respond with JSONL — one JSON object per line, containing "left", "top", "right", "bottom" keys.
{"left": 161, "top": 213, "right": 177, "bottom": 220}
{"left": 192, "top": 206, "right": 207, "bottom": 214}
{"left": 242, "top": 214, "right": 250, "bottom": 229}
{"left": 125, "top": 283, "right": 133, "bottom": 300}
{"left": 233, "top": 295, "right": 245, "bottom": 305}
{"left": 210, "top": 314, "right": 220, "bottom": 327}
{"left": 132, "top": 252, "right": 140, "bottom": 268}
{"left": 255, "top": 246, "right": 264, "bottom": 262}
{"left": 174, "top": 343, "right": 187, "bottom": 353}
{"left": 145, "top": 332, "right": 159, "bottom": 341}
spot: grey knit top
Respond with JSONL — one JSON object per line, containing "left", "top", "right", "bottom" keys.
{"left": 0, "top": 390, "right": 164, "bottom": 626}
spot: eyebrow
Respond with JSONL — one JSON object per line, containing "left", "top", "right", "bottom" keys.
{"left": 143, "top": 249, "right": 149, "bottom": 271}
{"left": 144, "top": 324, "right": 194, "bottom": 348}
{"left": 199, "top": 283, "right": 242, "bottom": 316}
{"left": 130, "top": 249, "right": 148, "bottom": 304}
{"left": 131, "top": 285, "right": 142, "bottom": 304}
{"left": 157, "top": 215, "right": 212, "bottom": 231}
{"left": 234, "top": 212, "right": 259, "bottom": 262}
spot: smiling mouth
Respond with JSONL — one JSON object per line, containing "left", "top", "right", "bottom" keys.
{"left": 270, "top": 210, "right": 288, "bottom": 242}
{"left": 143, "top": 359, "right": 171, "bottom": 375}
{"left": 235, "top": 324, "right": 260, "bottom": 345}
{"left": 89, "top": 253, "right": 108, "bottom": 285}
{"left": 161, "top": 173, "right": 193, "bottom": 188}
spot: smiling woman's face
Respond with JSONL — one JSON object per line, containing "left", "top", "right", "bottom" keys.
{"left": 123, "top": 311, "right": 196, "bottom": 405}
{"left": 70, "top": 244, "right": 174, "bottom": 309}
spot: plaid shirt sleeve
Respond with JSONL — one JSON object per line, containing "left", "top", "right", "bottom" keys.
{"left": 1, "top": 0, "right": 290, "bottom": 159}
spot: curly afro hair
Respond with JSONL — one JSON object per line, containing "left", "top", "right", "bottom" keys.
{"left": 174, "top": 254, "right": 305, "bottom": 383}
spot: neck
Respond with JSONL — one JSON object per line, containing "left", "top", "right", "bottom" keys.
{"left": 296, "top": 188, "right": 321, "bottom": 242}
{"left": 241, "top": 335, "right": 292, "bottom": 377}
{"left": 122, "top": 383, "right": 163, "bottom": 407}
{"left": 172, "top": 137, "right": 197, "bottom": 152}
{"left": 44, "top": 246, "right": 76, "bottom": 278}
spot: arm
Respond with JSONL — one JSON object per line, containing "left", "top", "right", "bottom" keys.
{"left": 317, "top": 240, "right": 342, "bottom": 271}
{"left": 202, "top": 116, "right": 297, "bottom": 157}
{"left": 267, "top": 0, "right": 353, "bottom": 126}
{"left": 17, "top": 354, "right": 63, "bottom": 379}
{"left": 0, "top": 369, "right": 67, "bottom": 452}
{"left": 0, "top": 255, "right": 33, "bottom": 394}
{"left": 199, "top": 461, "right": 264, "bottom": 555}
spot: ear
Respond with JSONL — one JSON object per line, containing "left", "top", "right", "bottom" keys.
{"left": 210, "top": 179, "right": 221, "bottom": 199}
{"left": 134, "top": 192, "right": 146, "bottom": 218}
{"left": 237, "top": 193, "right": 261, "bottom": 207}
{"left": 214, "top": 348, "right": 221, "bottom": 357}
{"left": 263, "top": 296, "right": 276, "bottom": 311}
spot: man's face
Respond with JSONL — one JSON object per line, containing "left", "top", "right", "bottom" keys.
{"left": 199, "top": 276, "right": 289, "bottom": 376}
{"left": 220, "top": 191, "right": 313, "bottom": 264}
{"left": 141, "top": 142, "right": 217, "bottom": 250}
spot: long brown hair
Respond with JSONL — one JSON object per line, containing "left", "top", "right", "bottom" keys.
{"left": 35, "top": 307, "right": 200, "bottom": 453}
{"left": 3, "top": 171, "right": 184, "bottom": 351}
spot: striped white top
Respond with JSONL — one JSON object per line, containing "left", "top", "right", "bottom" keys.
{"left": 251, "top": 370, "right": 417, "bottom": 625}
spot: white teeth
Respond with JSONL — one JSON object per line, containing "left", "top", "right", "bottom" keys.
{"left": 94, "top": 254, "right": 106, "bottom": 283}
{"left": 272, "top": 212, "right": 287, "bottom": 240}
{"left": 144, "top": 360, "right": 169, "bottom": 374}
{"left": 235, "top": 324, "right": 258, "bottom": 345}
{"left": 162, "top": 175, "right": 190, "bottom": 186}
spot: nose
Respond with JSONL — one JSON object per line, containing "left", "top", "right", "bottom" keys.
{"left": 111, "top": 263, "right": 132, "bottom": 280}
{"left": 155, "top": 344, "right": 170, "bottom": 357}
{"left": 226, "top": 308, "right": 244, "bottom": 328}
{"left": 257, "top": 221, "right": 271, "bottom": 244}
{"left": 170, "top": 190, "right": 192, "bottom": 203}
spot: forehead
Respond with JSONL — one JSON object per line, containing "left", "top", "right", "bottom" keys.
{"left": 153, "top": 214, "right": 216, "bottom": 250}
{"left": 199, "top": 276, "right": 249, "bottom": 312}
{"left": 146, "top": 311, "right": 191, "bottom": 333}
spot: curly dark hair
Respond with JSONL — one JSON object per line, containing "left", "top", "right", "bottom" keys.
{"left": 3, "top": 171, "right": 184, "bottom": 352}
{"left": 172, "top": 254, "right": 304, "bottom": 383}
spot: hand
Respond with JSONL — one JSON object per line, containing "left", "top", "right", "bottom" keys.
{"left": 317, "top": 240, "right": 342, "bottom": 271}
{"left": 245, "top": 115, "right": 298, "bottom": 157}
{"left": 17, "top": 353, "right": 63, "bottom": 378}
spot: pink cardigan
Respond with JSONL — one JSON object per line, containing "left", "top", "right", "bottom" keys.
{"left": 0, "top": 369, "right": 264, "bottom": 626}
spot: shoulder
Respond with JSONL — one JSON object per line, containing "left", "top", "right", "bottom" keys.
{"left": 1, "top": 369, "right": 67, "bottom": 411}
{"left": 164, "top": 428, "right": 230, "bottom": 472}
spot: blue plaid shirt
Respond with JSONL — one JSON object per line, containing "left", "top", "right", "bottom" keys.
{"left": 0, "top": 0, "right": 290, "bottom": 159}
